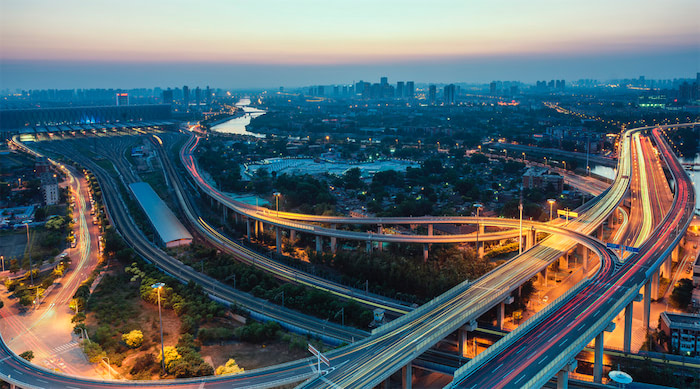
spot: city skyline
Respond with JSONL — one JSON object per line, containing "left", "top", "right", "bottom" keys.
{"left": 1, "top": 0, "right": 698, "bottom": 89}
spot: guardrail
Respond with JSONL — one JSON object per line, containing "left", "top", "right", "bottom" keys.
{"left": 451, "top": 272, "right": 595, "bottom": 383}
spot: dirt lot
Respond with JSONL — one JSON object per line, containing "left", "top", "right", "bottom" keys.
{"left": 201, "top": 340, "right": 309, "bottom": 372}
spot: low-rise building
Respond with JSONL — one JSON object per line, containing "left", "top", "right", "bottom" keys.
{"left": 522, "top": 167, "right": 564, "bottom": 193}
{"left": 659, "top": 311, "right": 700, "bottom": 356}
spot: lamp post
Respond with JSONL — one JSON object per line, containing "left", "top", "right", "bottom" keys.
{"left": 151, "top": 282, "right": 166, "bottom": 375}
{"left": 474, "top": 203, "right": 483, "bottom": 256}
{"left": 273, "top": 192, "right": 281, "bottom": 217}
{"left": 1, "top": 255, "right": 4, "bottom": 272}
{"left": 548, "top": 199, "right": 556, "bottom": 221}
{"left": 25, "top": 222, "right": 33, "bottom": 286}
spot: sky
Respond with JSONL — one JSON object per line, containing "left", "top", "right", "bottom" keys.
{"left": 1, "top": 0, "right": 698, "bottom": 89}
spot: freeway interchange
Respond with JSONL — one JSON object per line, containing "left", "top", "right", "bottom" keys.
{"left": 0, "top": 123, "right": 696, "bottom": 389}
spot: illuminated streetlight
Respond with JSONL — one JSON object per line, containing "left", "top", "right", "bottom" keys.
{"left": 151, "top": 282, "right": 166, "bottom": 375}
{"left": 273, "top": 192, "right": 281, "bottom": 217}
{"left": 548, "top": 199, "right": 556, "bottom": 221}
{"left": 25, "top": 222, "right": 33, "bottom": 286}
{"left": 474, "top": 203, "right": 483, "bottom": 255}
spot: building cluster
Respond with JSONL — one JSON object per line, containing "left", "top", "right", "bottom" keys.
{"left": 35, "top": 157, "right": 59, "bottom": 205}
{"left": 521, "top": 166, "right": 564, "bottom": 193}
{"left": 659, "top": 312, "right": 700, "bottom": 356}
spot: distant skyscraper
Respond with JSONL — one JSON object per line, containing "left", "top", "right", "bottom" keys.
{"left": 444, "top": 84, "right": 456, "bottom": 105}
{"left": 162, "top": 88, "right": 174, "bottom": 104}
{"left": 333, "top": 85, "right": 340, "bottom": 96}
{"left": 406, "top": 81, "right": 415, "bottom": 99}
{"left": 380, "top": 76, "right": 388, "bottom": 86}
{"left": 205, "top": 86, "right": 211, "bottom": 105}
{"left": 489, "top": 81, "right": 497, "bottom": 95}
{"left": 115, "top": 92, "right": 129, "bottom": 106}
{"left": 317, "top": 85, "right": 325, "bottom": 96}
{"left": 428, "top": 85, "right": 437, "bottom": 105}
{"left": 195, "top": 87, "right": 201, "bottom": 107}
{"left": 183, "top": 85, "right": 190, "bottom": 110}
{"left": 396, "top": 81, "right": 405, "bottom": 98}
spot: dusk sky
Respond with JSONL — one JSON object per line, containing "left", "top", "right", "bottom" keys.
{"left": 1, "top": 0, "right": 698, "bottom": 89}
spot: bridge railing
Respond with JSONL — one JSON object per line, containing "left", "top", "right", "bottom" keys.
{"left": 452, "top": 273, "right": 594, "bottom": 382}
{"left": 523, "top": 286, "right": 638, "bottom": 389}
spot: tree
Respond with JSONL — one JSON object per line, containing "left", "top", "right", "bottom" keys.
{"left": 670, "top": 279, "right": 693, "bottom": 310}
{"left": 215, "top": 359, "right": 244, "bottom": 375}
{"left": 82, "top": 341, "right": 106, "bottom": 363}
{"left": 122, "top": 329, "right": 144, "bottom": 348}
{"left": 157, "top": 346, "right": 182, "bottom": 372}
{"left": 19, "top": 350, "right": 34, "bottom": 362}
{"left": 343, "top": 167, "right": 363, "bottom": 189}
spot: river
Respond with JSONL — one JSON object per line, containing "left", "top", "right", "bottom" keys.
{"left": 211, "top": 98, "right": 266, "bottom": 137}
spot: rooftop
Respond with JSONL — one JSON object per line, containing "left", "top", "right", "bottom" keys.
{"left": 128, "top": 182, "right": 192, "bottom": 247}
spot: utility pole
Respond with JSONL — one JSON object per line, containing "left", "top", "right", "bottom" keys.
{"left": 519, "top": 189, "right": 524, "bottom": 254}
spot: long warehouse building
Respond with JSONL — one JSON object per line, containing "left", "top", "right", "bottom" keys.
{"left": 129, "top": 182, "right": 192, "bottom": 248}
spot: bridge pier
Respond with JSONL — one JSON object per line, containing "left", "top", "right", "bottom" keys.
{"left": 234, "top": 212, "right": 239, "bottom": 224}
{"left": 223, "top": 206, "right": 227, "bottom": 220}
{"left": 246, "top": 218, "right": 251, "bottom": 241}
{"left": 458, "top": 320, "right": 478, "bottom": 357}
{"left": 423, "top": 244, "right": 429, "bottom": 262}
{"left": 598, "top": 225, "right": 604, "bottom": 240}
{"left": 594, "top": 322, "right": 615, "bottom": 383}
{"left": 556, "top": 359, "right": 578, "bottom": 389}
{"left": 316, "top": 236, "right": 322, "bottom": 253}
{"left": 290, "top": 229, "right": 296, "bottom": 243}
{"left": 367, "top": 241, "right": 372, "bottom": 253}
{"left": 558, "top": 254, "right": 569, "bottom": 271}
{"left": 643, "top": 279, "right": 652, "bottom": 331}
{"left": 275, "top": 227, "right": 281, "bottom": 254}
{"left": 663, "top": 254, "right": 672, "bottom": 278}
{"left": 582, "top": 248, "right": 589, "bottom": 273}
{"left": 254, "top": 219, "right": 260, "bottom": 237}
{"left": 539, "top": 267, "right": 548, "bottom": 287}
{"left": 651, "top": 270, "right": 659, "bottom": 300}
{"left": 624, "top": 294, "right": 643, "bottom": 353}
{"left": 402, "top": 363, "right": 412, "bottom": 389}
{"left": 330, "top": 224, "right": 337, "bottom": 254}
{"left": 378, "top": 225, "right": 383, "bottom": 252}
{"left": 526, "top": 228, "right": 535, "bottom": 250}
{"left": 497, "top": 296, "right": 514, "bottom": 330}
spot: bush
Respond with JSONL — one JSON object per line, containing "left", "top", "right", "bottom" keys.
{"left": 19, "top": 350, "right": 34, "bottom": 362}
{"left": 234, "top": 321, "right": 281, "bottom": 343}
{"left": 197, "top": 327, "right": 234, "bottom": 343}
{"left": 215, "top": 359, "right": 244, "bottom": 375}
{"left": 83, "top": 341, "right": 106, "bottom": 363}
{"left": 122, "top": 330, "right": 144, "bottom": 348}
{"left": 130, "top": 353, "right": 156, "bottom": 375}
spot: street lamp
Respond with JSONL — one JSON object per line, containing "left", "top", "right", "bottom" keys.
{"left": 547, "top": 199, "right": 556, "bottom": 221}
{"left": 474, "top": 203, "right": 483, "bottom": 255}
{"left": 273, "top": 192, "right": 281, "bottom": 217}
{"left": 151, "top": 282, "right": 166, "bottom": 375}
{"left": 25, "top": 222, "right": 33, "bottom": 286}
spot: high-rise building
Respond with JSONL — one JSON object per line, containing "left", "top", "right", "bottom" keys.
{"left": 205, "top": 86, "right": 211, "bottom": 105}
{"left": 380, "top": 76, "right": 388, "bottom": 86}
{"left": 428, "top": 85, "right": 437, "bottom": 105}
{"left": 116, "top": 92, "right": 129, "bottom": 106}
{"left": 183, "top": 85, "right": 190, "bottom": 110}
{"left": 406, "top": 81, "right": 415, "bottom": 99}
{"left": 396, "top": 82, "right": 405, "bottom": 98}
{"left": 489, "top": 81, "right": 497, "bottom": 95}
{"left": 195, "top": 87, "right": 201, "bottom": 107}
{"left": 317, "top": 85, "right": 325, "bottom": 96}
{"left": 162, "top": 88, "right": 174, "bottom": 104}
{"left": 444, "top": 84, "right": 456, "bottom": 105}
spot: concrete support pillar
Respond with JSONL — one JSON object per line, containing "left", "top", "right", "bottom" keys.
{"left": 559, "top": 255, "right": 569, "bottom": 270}
{"left": 316, "top": 236, "right": 322, "bottom": 253}
{"left": 402, "top": 363, "right": 412, "bottom": 389}
{"left": 663, "top": 255, "right": 672, "bottom": 278}
{"left": 275, "top": 227, "right": 281, "bottom": 254}
{"left": 423, "top": 244, "right": 429, "bottom": 262}
{"left": 643, "top": 280, "right": 651, "bottom": 331}
{"left": 598, "top": 225, "right": 604, "bottom": 240}
{"left": 624, "top": 301, "right": 634, "bottom": 353}
{"left": 427, "top": 224, "right": 433, "bottom": 236}
{"left": 594, "top": 323, "right": 615, "bottom": 383}
{"left": 378, "top": 225, "right": 383, "bottom": 252}
{"left": 540, "top": 267, "right": 548, "bottom": 287}
{"left": 672, "top": 245, "right": 680, "bottom": 262}
{"left": 330, "top": 225, "right": 337, "bottom": 254}
{"left": 223, "top": 206, "right": 227, "bottom": 220}
{"left": 254, "top": 219, "right": 260, "bottom": 237}
{"left": 366, "top": 241, "right": 372, "bottom": 253}
{"left": 557, "top": 370, "right": 569, "bottom": 389}
{"left": 622, "top": 302, "right": 634, "bottom": 353}
{"left": 458, "top": 328, "right": 468, "bottom": 357}
{"left": 594, "top": 332, "right": 604, "bottom": 383}
{"left": 234, "top": 212, "right": 239, "bottom": 224}
{"left": 526, "top": 229, "right": 535, "bottom": 250}
{"left": 651, "top": 270, "right": 659, "bottom": 300}
{"left": 477, "top": 242, "right": 484, "bottom": 259}
{"left": 583, "top": 249, "right": 589, "bottom": 273}
{"left": 290, "top": 229, "right": 296, "bottom": 243}
{"left": 609, "top": 211, "right": 615, "bottom": 229}
{"left": 557, "top": 360, "right": 577, "bottom": 389}
{"left": 497, "top": 301, "right": 505, "bottom": 330}
{"left": 246, "top": 218, "right": 251, "bottom": 241}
